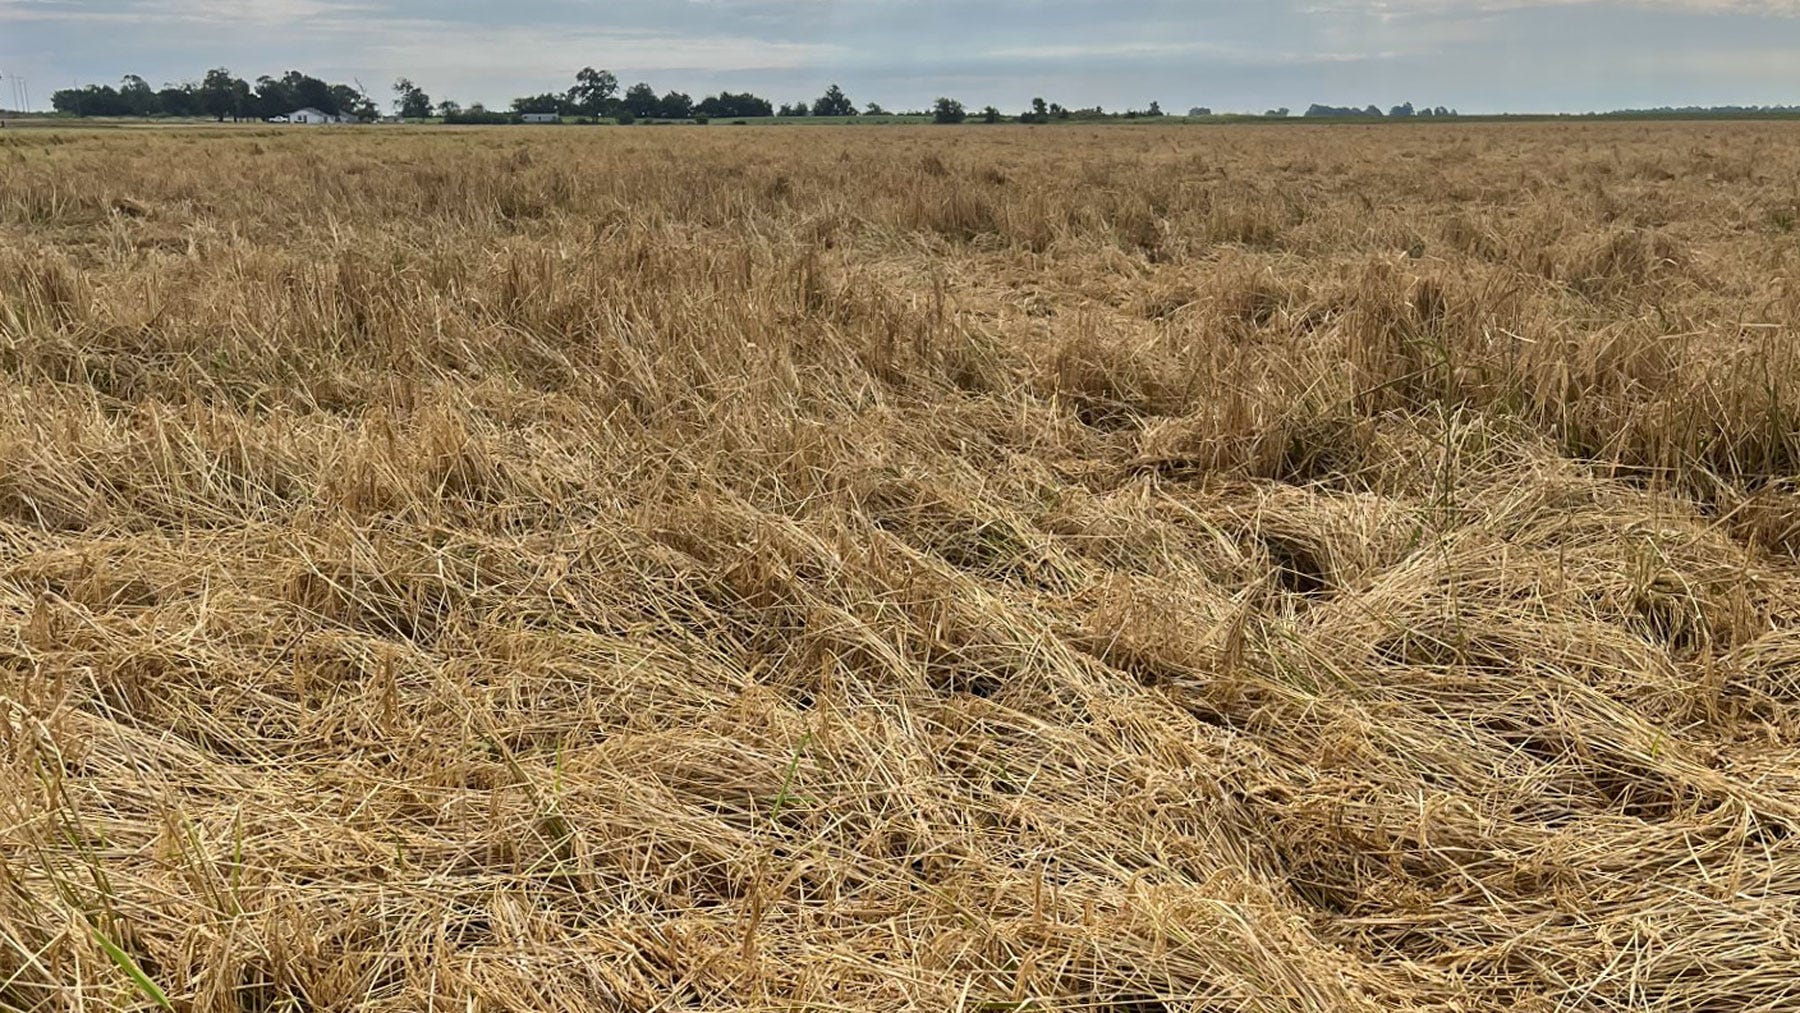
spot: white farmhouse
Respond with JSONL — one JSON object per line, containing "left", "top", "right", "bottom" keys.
{"left": 284, "top": 107, "right": 347, "bottom": 125}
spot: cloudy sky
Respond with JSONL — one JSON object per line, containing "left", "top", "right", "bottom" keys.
{"left": 2, "top": 0, "right": 1798, "bottom": 114}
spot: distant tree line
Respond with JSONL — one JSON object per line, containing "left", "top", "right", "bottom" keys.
{"left": 1301, "top": 103, "right": 1458, "bottom": 118}
{"left": 1585, "top": 104, "right": 1800, "bottom": 118}
{"left": 497, "top": 68, "right": 786, "bottom": 122}
{"left": 48, "top": 67, "right": 779, "bottom": 123}
{"left": 52, "top": 69, "right": 379, "bottom": 121}
{"left": 46, "top": 66, "right": 1492, "bottom": 127}
{"left": 46, "top": 66, "right": 1193, "bottom": 127}
{"left": 422, "top": 68, "right": 1167, "bottom": 127}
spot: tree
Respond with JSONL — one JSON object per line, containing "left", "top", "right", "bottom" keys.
{"left": 1305, "top": 104, "right": 1381, "bottom": 118}
{"left": 1389, "top": 102, "right": 1415, "bottom": 118}
{"left": 1147, "top": 100, "right": 1163, "bottom": 117}
{"left": 157, "top": 84, "right": 199, "bottom": 117}
{"left": 52, "top": 85, "right": 124, "bottom": 116}
{"left": 980, "top": 105, "right": 1002, "bottom": 123}
{"left": 252, "top": 76, "right": 293, "bottom": 118}
{"left": 658, "top": 91, "right": 693, "bottom": 119}
{"left": 285, "top": 71, "right": 338, "bottom": 114}
{"left": 119, "top": 75, "right": 157, "bottom": 116}
{"left": 932, "top": 97, "right": 966, "bottom": 124}
{"left": 199, "top": 68, "right": 246, "bottom": 121}
{"left": 569, "top": 67, "right": 618, "bottom": 116}
{"left": 812, "top": 83, "right": 855, "bottom": 117}
{"left": 696, "top": 92, "right": 773, "bottom": 118}
{"left": 511, "top": 93, "right": 566, "bottom": 115}
{"left": 250, "top": 71, "right": 337, "bottom": 118}
{"left": 446, "top": 105, "right": 513, "bottom": 125}
{"left": 228, "top": 77, "right": 254, "bottom": 120}
{"left": 436, "top": 99, "right": 461, "bottom": 117}
{"left": 622, "top": 82, "right": 659, "bottom": 118}
{"left": 865, "top": 101, "right": 888, "bottom": 116}
{"left": 737, "top": 93, "right": 775, "bottom": 117}
{"left": 394, "top": 78, "right": 433, "bottom": 119}
{"left": 331, "top": 83, "right": 377, "bottom": 121}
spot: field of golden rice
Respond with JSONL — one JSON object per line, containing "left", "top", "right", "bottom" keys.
{"left": 5, "top": 120, "right": 1800, "bottom": 1011}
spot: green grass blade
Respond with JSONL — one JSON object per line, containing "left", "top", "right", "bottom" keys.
{"left": 92, "top": 927, "right": 172, "bottom": 1011}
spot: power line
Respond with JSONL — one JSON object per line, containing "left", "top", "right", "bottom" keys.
{"left": 0, "top": 72, "right": 29, "bottom": 112}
